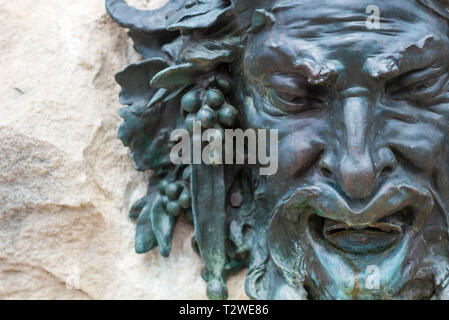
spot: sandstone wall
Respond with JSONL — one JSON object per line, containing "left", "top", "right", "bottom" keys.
{"left": 0, "top": 0, "right": 246, "bottom": 299}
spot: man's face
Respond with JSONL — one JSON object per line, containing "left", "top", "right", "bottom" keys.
{"left": 239, "top": 0, "right": 449, "bottom": 299}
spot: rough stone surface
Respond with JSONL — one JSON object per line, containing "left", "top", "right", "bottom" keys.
{"left": 0, "top": 0, "right": 247, "bottom": 299}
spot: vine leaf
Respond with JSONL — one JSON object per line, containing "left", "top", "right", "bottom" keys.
{"left": 151, "top": 194, "right": 177, "bottom": 257}
{"left": 115, "top": 58, "right": 182, "bottom": 171}
{"left": 183, "top": 40, "right": 235, "bottom": 68}
{"left": 129, "top": 194, "right": 151, "bottom": 219}
{"left": 150, "top": 63, "right": 199, "bottom": 89}
{"left": 167, "top": 0, "right": 232, "bottom": 31}
{"left": 115, "top": 58, "right": 169, "bottom": 108}
{"left": 128, "top": 30, "right": 176, "bottom": 61}
{"left": 118, "top": 107, "right": 172, "bottom": 171}
{"left": 135, "top": 194, "right": 158, "bottom": 253}
{"left": 133, "top": 192, "right": 177, "bottom": 257}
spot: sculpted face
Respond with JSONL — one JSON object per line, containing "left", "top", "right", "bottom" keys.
{"left": 239, "top": 0, "right": 449, "bottom": 299}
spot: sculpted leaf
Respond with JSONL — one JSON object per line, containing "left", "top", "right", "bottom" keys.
{"left": 115, "top": 58, "right": 169, "bottom": 108}
{"left": 135, "top": 195, "right": 158, "bottom": 253}
{"left": 167, "top": 0, "right": 232, "bottom": 31}
{"left": 151, "top": 194, "right": 177, "bottom": 257}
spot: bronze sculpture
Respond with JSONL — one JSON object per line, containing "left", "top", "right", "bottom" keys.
{"left": 106, "top": 0, "right": 449, "bottom": 299}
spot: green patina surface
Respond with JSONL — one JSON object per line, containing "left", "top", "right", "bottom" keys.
{"left": 106, "top": 0, "right": 449, "bottom": 300}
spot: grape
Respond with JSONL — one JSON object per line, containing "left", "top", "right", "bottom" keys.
{"left": 206, "top": 89, "right": 224, "bottom": 109}
{"left": 161, "top": 195, "right": 169, "bottom": 209}
{"left": 196, "top": 106, "right": 217, "bottom": 128}
{"left": 218, "top": 103, "right": 238, "bottom": 127}
{"left": 182, "top": 166, "right": 192, "bottom": 182}
{"left": 181, "top": 90, "right": 201, "bottom": 113}
{"left": 216, "top": 76, "right": 231, "bottom": 92}
{"left": 158, "top": 179, "right": 169, "bottom": 194}
{"left": 178, "top": 189, "right": 192, "bottom": 209}
{"left": 165, "top": 183, "right": 182, "bottom": 200}
{"left": 166, "top": 201, "right": 182, "bottom": 217}
{"left": 185, "top": 113, "right": 198, "bottom": 133}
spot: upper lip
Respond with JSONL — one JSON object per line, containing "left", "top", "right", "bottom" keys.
{"left": 321, "top": 215, "right": 405, "bottom": 254}
{"left": 268, "top": 181, "right": 434, "bottom": 254}
{"left": 280, "top": 181, "right": 434, "bottom": 231}
{"left": 323, "top": 220, "right": 403, "bottom": 236}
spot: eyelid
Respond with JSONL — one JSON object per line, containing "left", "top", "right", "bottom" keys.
{"left": 275, "top": 87, "right": 308, "bottom": 98}
{"left": 394, "top": 66, "right": 442, "bottom": 88}
{"left": 388, "top": 69, "right": 448, "bottom": 104}
{"left": 421, "top": 78, "right": 447, "bottom": 94}
{"left": 268, "top": 73, "right": 309, "bottom": 95}
{"left": 261, "top": 90, "right": 291, "bottom": 116}
{"left": 263, "top": 87, "right": 325, "bottom": 115}
{"left": 409, "top": 76, "right": 447, "bottom": 97}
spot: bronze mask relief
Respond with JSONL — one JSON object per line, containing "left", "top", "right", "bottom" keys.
{"left": 107, "top": 0, "right": 449, "bottom": 299}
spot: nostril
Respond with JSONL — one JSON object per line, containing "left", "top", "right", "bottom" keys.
{"left": 319, "top": 152, "right": 336, "bottom": 179}
{"left": 377, "top": 159, "right": 398, "bottom": 177}
{"left": 377, "top": 148, "right": 398, "bottom": 176}
{"left": 382, "top": 164, "right": 395, "bottom": 174}
{"left": 320, "top": 165, "right": 333, "bottom": 178}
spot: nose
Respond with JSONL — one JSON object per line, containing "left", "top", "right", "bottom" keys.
{"left": 320, "top": 97, "right": 395, "bottom": 200}
{"left": 339, "top": 152, "right": 375, "bottom": 199}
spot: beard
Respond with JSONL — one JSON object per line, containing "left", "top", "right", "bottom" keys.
{"left": 256, "top": 178, "right": 449, "bottom": 300}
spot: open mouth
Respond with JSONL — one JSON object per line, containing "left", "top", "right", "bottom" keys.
{"left": 313, "top": 207, "right": 413, "bottom": 254}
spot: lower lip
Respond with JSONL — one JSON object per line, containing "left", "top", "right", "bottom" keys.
{"left": 323, "top": 228, "right": 402, "bottom": 254}
{"left": 309, "top": 216, "right": 403, "bottom": 254}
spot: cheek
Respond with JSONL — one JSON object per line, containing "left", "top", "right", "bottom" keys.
{"left": 276, "top": 129, "right": 326, "bottom": 178}
{"left": 239, "top": 82, "right": 329, "bottom": 179}
{"left": 262, "top": 126, "right": 327, "bottom": 207}
{"left": 383, "top": 120, "right": 445, "bottom": 170}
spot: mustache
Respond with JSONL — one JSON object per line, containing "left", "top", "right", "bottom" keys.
{"left": 270, "top": 181, "right": 435, "bottom": 229}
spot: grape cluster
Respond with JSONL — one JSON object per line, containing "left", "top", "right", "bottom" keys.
{"left": 182, "top": 76, "right": 238, "bottom": 132}
{"left": 158, "top": 166, "right": 192, "bottom": 218}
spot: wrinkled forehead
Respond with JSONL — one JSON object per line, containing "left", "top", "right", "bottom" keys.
{"left": 272, "top": 0, "right": 434, "bottom": 34}
{"left": 245, "top": 0, "right": 449, "bottom": 79}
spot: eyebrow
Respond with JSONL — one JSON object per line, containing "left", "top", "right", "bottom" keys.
{"left": 262, "top": 42, "right": 339, "bottom": 85}
{"left": 397, "top": 66, "right": 442, "bottom": 86}
{"left": 293, "top": 58, "right": 339, "bottom": 85}
{"left": 363, "top": 35, "right": 443, "bottom": 80}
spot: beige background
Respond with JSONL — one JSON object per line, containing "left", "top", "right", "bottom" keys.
{"left": 0, "top": 0, "right": 246, "bottom": 299}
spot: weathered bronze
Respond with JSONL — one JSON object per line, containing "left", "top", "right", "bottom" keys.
{"left": 106, "top": 0, "right": 449, "bottom": 299}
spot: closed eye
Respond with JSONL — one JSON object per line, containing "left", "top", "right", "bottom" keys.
{"left": 387, "top": 66, "right": 447, "bottom": 103}
{"left": 263, "top": 87, "right": 327, "bottom": 115}
{"left": 276, "top": 91, "right": 324, "bottom": 105}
